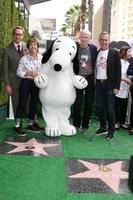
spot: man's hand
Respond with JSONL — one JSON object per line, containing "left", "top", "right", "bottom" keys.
{"left": 113, "top": 88, "right": 119, "bottom": 95}
{"left": 5, "top": 85, "right": 12, "bottom": 96}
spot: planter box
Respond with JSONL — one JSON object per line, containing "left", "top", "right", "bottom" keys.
{"left": 0, "top": 104, "right": 8, "bottom": 124}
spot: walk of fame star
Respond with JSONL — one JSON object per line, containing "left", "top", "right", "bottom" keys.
{"left": 0, "top": 137, "right": 62, "bottom": 157}
{"left": 66, "top": 159, "right": 130, "bottom": 194}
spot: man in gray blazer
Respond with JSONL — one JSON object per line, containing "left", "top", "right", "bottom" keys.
{"left": 3, "top": 26, "right": 26, "bottom": 116}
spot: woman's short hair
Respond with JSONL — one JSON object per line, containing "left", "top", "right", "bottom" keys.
{"left": 26, "top": 37, "right": 39, "bottom": 49}
{"left": 119, "top": 46, "right": 130, "bottom": 59}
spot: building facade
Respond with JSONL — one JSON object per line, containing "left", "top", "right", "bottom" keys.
{"left": 110, "top": 0, "right": 133, "bottom": 41}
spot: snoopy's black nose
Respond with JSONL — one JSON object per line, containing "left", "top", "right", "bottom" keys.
{"left": 54, "top": 64, "right": 62, "bottom": 71}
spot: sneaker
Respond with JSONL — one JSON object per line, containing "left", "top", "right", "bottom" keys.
{"left": 33, "top": 122, "right": 44, "bottom": 130}
{"left": 129, "top": 128, "right": 133, "bottom": 135}
{"left": 115, "top": 123, "right": 120, "bottom": 130}
{"left": 106, "top": 132, "right": 113, "bottom": 140}
{"left": 95, "top": 127, "right": 107, "bottom": 135}
{"left": 120, "top": 124, "right": 129, "bottom": 129}
{"left": 27, "top": 125, "right": 40, "bottom": 133}
{"left": 75, "top": 127, "right": 80, "bottom": 132}
{"left": 82, "top": 128, "right": 88, "bottom": 135}
{"left": 14, "top": 127, "right": 26, "bottom": 137}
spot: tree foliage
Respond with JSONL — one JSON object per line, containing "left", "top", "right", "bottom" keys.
{"left": 60, "top": 0, "right": 88, "bottom": 36}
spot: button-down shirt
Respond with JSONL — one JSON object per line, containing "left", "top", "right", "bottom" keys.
{"left": 17, "top": 53, "right": 43, "bottom": 78}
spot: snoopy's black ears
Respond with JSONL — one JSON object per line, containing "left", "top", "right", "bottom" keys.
{"left": 42, "top": 39, "right": 57, "bottom": 64}
{"left": 42, "top": 43, "right": 53, "bottom": 64}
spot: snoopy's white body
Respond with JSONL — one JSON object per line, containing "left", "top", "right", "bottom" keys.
{"left": 34, "top": 36, "right": 88, "bottom": 137}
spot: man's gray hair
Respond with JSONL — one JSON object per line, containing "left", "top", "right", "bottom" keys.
{"left": 79, "top": 30, "right": 92, "bottom": 37}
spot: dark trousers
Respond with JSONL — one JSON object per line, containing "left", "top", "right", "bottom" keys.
{"left": 115, "top": 96, "right": 128, "bottom": 124}
{"left": 130, "top": 86, "right": 133, "bottom": 128}
{"left": 11, "top": 87, "right": 20, "bottom": 117}
{"left": 16, "top": 79, "right": 39, "bottom": 121}
{"left": 96, "top": 80, "right": 115, "bottom": 132}
{"left": 73, "top": 74, "right": 94, "bottom": 129}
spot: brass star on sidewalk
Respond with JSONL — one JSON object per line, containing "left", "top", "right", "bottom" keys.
{"left": 69, "top": 159, "right": 128, "bottom": 193}
{"left": 5, "top": 138, "right": 60, "bottom": 156}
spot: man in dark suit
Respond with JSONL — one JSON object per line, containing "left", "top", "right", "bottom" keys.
{"left": 3, "top": 26, "right": 26, "bottom": 116}
{"left": 72, "top": 30, "right": 97, "bottom": 134}
{"left": 95, "top": 31, "right": 121, "bottom": 140}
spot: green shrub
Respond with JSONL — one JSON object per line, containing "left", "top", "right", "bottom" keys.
{"left": 0, "top": 80, "right": 8, "bottom": 106}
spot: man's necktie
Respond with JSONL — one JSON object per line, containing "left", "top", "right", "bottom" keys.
{"left": 17, "top": 45, "right": 21, "bottom": 55}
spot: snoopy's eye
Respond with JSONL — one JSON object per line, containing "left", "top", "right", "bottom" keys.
{"left": 55, "top": 48, "right": 59, "bottom": 51}
{"left": 69, "top": 52, "right": 71, "bottom": 56}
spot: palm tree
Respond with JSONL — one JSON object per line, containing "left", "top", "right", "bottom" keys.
{"left": 65, "top": 5, "right": 81, "bottom": 36}
{"left": 60, "top": 23, "right": 70, "bottom": 36}
{"left": 60, "top": 1, "right": 88, "bottom": 36}
{"left": 74, "top": 0, "right": 88, "bottom": 35}
{"left": 60, "top": 5, "right": 81, "bottom": 36}
{"left": 80, "top": 0, "right": 87, "bottom": 29}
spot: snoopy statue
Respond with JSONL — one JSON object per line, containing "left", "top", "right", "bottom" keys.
{"left": 34, "top": 36, "right": 88, "bottom": 137}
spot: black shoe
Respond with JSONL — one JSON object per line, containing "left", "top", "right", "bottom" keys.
{"left": 33, "top": 122, "right": 44, "bottom": 130}
{"left": 27, "top": 125, "right": 40, "bottom": 133}
{"left": 95, "top": 127, "right": 107, "bottom": 135}
{"left": 14, "top": 127, "right": 26, "bottom": 137}
{"left": 129, "top": 129, "right": 133, "bottom": 135}
{"left": 120, "top": 124, "right": 129, "bottom": 129}
{"left": 82, "top": 128, "right": 88, "bottom": 135}
{"left": 106, "top": 132, "right": 113, "bottom": 140}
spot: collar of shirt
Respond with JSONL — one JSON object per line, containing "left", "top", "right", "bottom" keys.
{"left": 14, "top": 42, "right": 22, "bottom": 50}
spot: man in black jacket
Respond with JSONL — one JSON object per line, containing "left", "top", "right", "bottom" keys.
{"left": 95, "top": 32, "right": 121, "bottom": 140}
{"left": 72, "top": 30, "right": 97, "bottom": 134}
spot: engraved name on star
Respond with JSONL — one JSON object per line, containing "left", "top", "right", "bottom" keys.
{"left": 5, "top": 138, "right": 60, "bottom": 156}
{"left": 69, "top": 159, "right": 128, "bottom": 193}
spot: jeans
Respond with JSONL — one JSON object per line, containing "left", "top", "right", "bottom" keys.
{"left": 96, "top": 80, "right": 115, "bottom": 132}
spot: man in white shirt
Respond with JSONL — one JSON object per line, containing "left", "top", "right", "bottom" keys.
{"left": 95, "top": 32, "right": 121, "bottom": 140}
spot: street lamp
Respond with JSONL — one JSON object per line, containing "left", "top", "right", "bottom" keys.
{"left": 88, "top": 0, "right": 94, "bottom": 33}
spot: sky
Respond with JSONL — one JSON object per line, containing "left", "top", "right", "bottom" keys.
{"left": 30, "top": 0, "right": 103, "bottom": 31}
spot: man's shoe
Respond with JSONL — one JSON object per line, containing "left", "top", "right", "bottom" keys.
{"left": 33, "top": 122, "right": 44, "bottom": 130}
{"left": 82, "top": 128, "right": 88, "bottom": 135}
{"left": 129, "top": 128, "right": 133, "bottom": 135}
{"left": 120, "top": 124, "right": 129, "bottom": 129}
{"left": 106, "top": 132, "right": 113, "bottom": 140}
{"left": 14, "top": 127, "right": 26, "bottom": 137}
{"left": 95, "top": 127, "right": 107, "bottom": 135}
{"left": 115, "top": 123, "right": 120, "bottom": 130}
{"left": 75, "top": 126, "right": 81, "bottom": 132}
{"left": 27, "top": 125, "right": 40, "bottom": 133}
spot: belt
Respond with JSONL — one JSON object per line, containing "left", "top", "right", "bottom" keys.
{"left": 96, "top": 79, "right": 107, "bottom": 83}
{"left": 81, "top": 74, "right": 93, "bottom": 79}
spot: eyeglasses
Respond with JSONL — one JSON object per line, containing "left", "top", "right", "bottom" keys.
{"left": 13, "top": 33, "right": 23, "bottom": 36}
